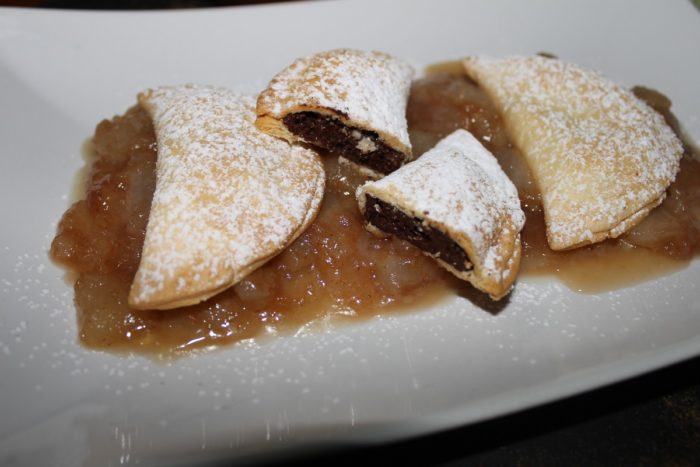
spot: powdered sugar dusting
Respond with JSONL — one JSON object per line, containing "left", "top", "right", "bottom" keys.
{"left": 462, "top": 56, "right": 683, "bottom": 250}
{"left": 130, "top": 85, "right": 324, "bottom": 308}
{"left": 257, "top": 49, "right": 414, "bottom": 153}
{"left": 358, "top": 129, "right": 524, "bottom": 298}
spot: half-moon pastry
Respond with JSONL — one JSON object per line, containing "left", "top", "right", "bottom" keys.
{"left": 129, "top": 85, "right": 325, "bottom": 310}
{"left": 256, "top": 48, "right": 414, "bottom": 177}
{"left": 356, "top": 129, "right": 525, "bottom": 300}
{"left": 462, "top": 55, "right": 684, "bottom": 250}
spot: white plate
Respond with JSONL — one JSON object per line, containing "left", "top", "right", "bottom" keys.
{"left": 1, "top": 1, "right": 699, "bottom": 465}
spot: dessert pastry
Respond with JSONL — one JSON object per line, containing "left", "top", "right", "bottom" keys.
{"left": 462, "top": 55, "right": 684, "bottom": 250}
{"left": 357, "top": 129, "right": 525, "bottom": 300}
{"left": 129, "top": 85, "right": 325, "bottom": 310}
{"left": 256, "top": 48, "right": 414, "bottom": 177}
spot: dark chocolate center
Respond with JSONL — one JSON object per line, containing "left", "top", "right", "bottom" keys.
{"left": 363, "top": 195, "right": 472, "bottom": 272}
{"left": 283, "top": 112, "right": 406, "bottom": 175}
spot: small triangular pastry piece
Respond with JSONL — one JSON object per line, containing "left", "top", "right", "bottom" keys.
{"left": 129, "top": 85, "right": 325, "bottom": 310}
{"left": 357, "top": 129, "right": 525, "bottom": 300}
{"left": 256, "top": 48, "right": 414, "bottom": 177}
{"left": 462, "top": 56, "right": 684, "bottom": 250}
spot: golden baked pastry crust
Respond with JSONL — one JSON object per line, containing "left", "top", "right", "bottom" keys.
{"left": 462, "top": 56, "right": 683, "bottom": 250}
{"left": 255, "top": 48, "right": 414, "bottom": 177}
{"left": 357, "top": 129, "right": 525, "bottom": 300}
{"left": 129, "top": 85, "right": 325, "bottom": 310}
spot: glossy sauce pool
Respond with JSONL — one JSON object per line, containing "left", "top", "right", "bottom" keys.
{"left": 51, "top": 72, "right": 700, "bottom": 355}
{"left": 50, "top": 106, "right": 453, "bottom": 354}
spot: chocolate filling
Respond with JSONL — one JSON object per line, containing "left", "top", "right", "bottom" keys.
{"left": 364, "top": 195, "right": 472, "bottom": 272}
{"left": 283, "top": 112, "right": 406, "bottom": 175}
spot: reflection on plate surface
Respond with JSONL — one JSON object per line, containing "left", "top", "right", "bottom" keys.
{"left": 1, "top": 0, "right": 699, "bottom": 465}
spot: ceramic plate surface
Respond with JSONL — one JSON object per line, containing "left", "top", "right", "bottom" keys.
{"left": 1, "top": 1, "right": 699, "bottom": 465}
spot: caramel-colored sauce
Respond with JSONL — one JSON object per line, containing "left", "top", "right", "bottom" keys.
{"left": 50, "top": 106, "right": 450, "bottom": 355}
{"left": 51, "top": 69, "right": 699, "bottom": 355}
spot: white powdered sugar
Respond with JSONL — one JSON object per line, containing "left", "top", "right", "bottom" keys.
{"left": 257, "top": 48, "right": 414, "bottom": 153}
{"left": 358, "top": 129, "right": 524, "bottom": 297}
{"left": 463, "top": 55, "right": 684, "bottom": 250}
{"left": 130, "top": 85, "right": 324, "bottom": 309}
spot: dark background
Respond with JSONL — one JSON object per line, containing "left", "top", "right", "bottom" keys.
{"left": 3, "top": 0, "right": 699, "bottom": 465}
